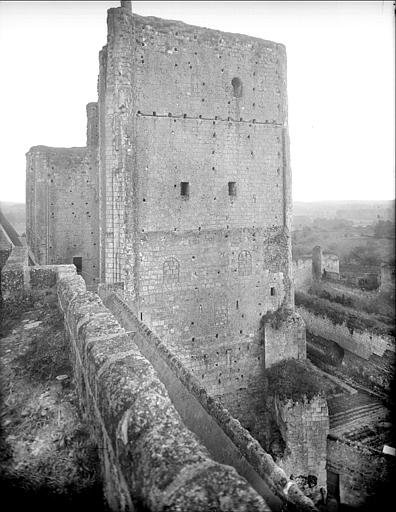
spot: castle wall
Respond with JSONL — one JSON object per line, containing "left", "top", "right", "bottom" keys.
{"left": 327, "top": 436, "right": 394, "bottom": 508}
{"left": 26, "top": 106, "right": 99, "bottom": 286}
{"left": 97, "top": 6, "right": 299, "bottom": 396}
{"left": 307, "top": 334, "right": 395, "bottom": 396}
{"left": 1, "top": 250, "right": 317, "bottom": 512}
{"left": 102, "top": 289, "right": 317, "bottom": 512}
{"left": 296, "top": 305, "right": 394, "bottom": 360}
{"left": 292, "top": 257, "right": 313, "bottom": 291}
{"left": 58, "top": 275, "right": 272, "bottom": 512}
{"left": 264, "top": 312, "right": 306, "bottom": 367}
{"left": 274, "top": 396, "right": 329, "bottom": 498}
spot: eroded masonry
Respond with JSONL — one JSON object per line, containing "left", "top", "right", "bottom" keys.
{"left": 26, "top": 3, "right": 305, "bottom": 394}
{"left": 20, "top": 2, "right": 348, "bottom": 511}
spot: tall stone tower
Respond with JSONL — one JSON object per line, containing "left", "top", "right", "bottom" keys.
{"left": 97, "top": 2, "right": 305, "bottom": 407}
{"left": 26, "top": 2, "right": 305, "bottom": 417}
{"left": 26, "top": 105, "right": 100, "bottom": 286}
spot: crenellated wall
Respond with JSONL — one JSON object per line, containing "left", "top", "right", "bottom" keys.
{"left": 25, "top": 4, "right": 305, "bottom": 403}
{"left": 263, "top": 310, "right": 306, "bottom": 367}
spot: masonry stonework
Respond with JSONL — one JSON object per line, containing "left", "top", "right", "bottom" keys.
{"left": 274, "top": 396, "right": 329, "bottom": 501}
{"left": 22, "top": 3, "right": 323, "bottom": 508}
{"left": 26, "top": 105, "right": 100, "bottom": 286}
{"left": 93, "top": 5, "right": 303, "bottom": 400}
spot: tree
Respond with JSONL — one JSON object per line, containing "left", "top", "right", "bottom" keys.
{"left": 373, "top": 220, "right": 395, "bottom": 239}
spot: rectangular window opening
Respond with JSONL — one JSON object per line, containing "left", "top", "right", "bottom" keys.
{"left": 270, "top": 287, "right": 276, "bottom": 296}
{"left": 73, "top": 256, "right": 82, "bottom": 275}
{"left": 180, "top": 182, "right": 190, "bottom": 198}
{"left": 228, "top": 181, "right": 237, "bottom": 196}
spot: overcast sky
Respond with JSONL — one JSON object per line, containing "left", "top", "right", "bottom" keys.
{"left": 0, "top": 1, "right": 394, "bottom": 203}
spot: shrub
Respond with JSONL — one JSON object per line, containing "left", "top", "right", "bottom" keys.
{"left": 265, "top": 359, "right": 331, "bottom": 401}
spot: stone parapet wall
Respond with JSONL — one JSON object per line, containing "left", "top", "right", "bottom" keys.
{"left": 296, "top": 306, "right": 394, "bottom": 360}
{"left": 310, "top": 280, "right": 381, "bottom": 306}
{"left": 103, "top": 291, "right": 317, "bottom": 512}
{"left": 264, "top": 310, "right": 306, "bottom": 367}
{"left": 1, "top": 246, "right": 76, "bottom": 301}
{"left": 1, "top": 246, "right": 29, "bottom": 300}
{"left": 59, "top": 275, "right": 274, "bottom": 511}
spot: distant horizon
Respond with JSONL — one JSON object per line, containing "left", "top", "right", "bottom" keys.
{"left": 0, "top": 1, "right": 394, "bottom": 203}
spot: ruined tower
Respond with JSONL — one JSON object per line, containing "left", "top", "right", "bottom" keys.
{"left": 97, "top": 2, "right": 305, "bottom": 410}
{"left": 26, "top": 106, "right": 100, "bottom": 285}
{"left": 26, "top": 1, "right": 305, "bottom": 413}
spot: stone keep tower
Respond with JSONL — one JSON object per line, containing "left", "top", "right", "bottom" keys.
{"left": 26, "top": 104, "right": 100, "bottom": 286}
{"left": 98, "top": 3, "right": 306, "bottom": 403}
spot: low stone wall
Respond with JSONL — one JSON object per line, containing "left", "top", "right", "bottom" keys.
{"left": 2, "top": 252, "right": 272, "bottom": 511}
{"left": 327, "top": 435, "right": 395, "bottom": 508}
{"left": 296, "top": 306, "right": 394, "bottom": 361}
{"left": 58, "top": 274, "right": 273, "bottom": 511}
{"left": 1, "top": 246, "right": 29, "bottom": 300}
{"left": 313, "top": 280, "right": 378, "bottom": 303}
{"left": 103, "top": 292, "right": 317, "bottom": 512}
{"left": 307, "top": 334, "right": 395, "bottom": 396}
{"left": 2, "top": 250, "right": 317, "bottom": 511}
{"left": 264, "top": 311, "right": 306, "bottom": 367}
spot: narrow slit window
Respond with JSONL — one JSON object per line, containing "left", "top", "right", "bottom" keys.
{"left": 73, "top": 257, "right": 82, "bottom": 275}
{"left": 180, "top": 182, "right": 190, "bottom": 198}
{"left": 231, "top": 77, "right": 243, "bottom": 98}
{"left": 270, "top": 287, "right": 276, "bottom": 296}
{"left": 228, "top": 182, "right": 237, "bottom": 196}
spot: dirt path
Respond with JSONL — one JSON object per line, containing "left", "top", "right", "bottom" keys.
{"left": 0, "top": 298, "right": 107, "bottom": 511}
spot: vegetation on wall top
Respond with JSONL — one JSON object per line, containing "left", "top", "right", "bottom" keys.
{"left": 265, "top": 359, "right": 337, "bottom": 401}
{"left": 295, "top": 291, "right": 394, "bottom": 337}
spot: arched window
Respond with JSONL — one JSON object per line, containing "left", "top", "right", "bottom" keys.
{"left": 238, "top": 250, "right": 252, "bottom": 276}
{"left": 163, "top": 257, "right": 180, "bottom": 284}
{"left": 231, "top": 77, "right": 243, "bottom": 98}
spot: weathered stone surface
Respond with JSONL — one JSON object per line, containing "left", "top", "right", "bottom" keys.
{"left": 104, "top": 290, "right": 318, "bottom": 512}
{"left": 26, "top": 2, "right": 305, "bottom": 401}
{"left": 58, "top": 272, "right": 272, "bottom": 511}
{"left": 274, "top": 395, "right": 329, "bottom": 500}
{"left": 1, "top": 246, "right": 28, "bottom": 300}
{"left": 26, "top": 123, "right": 99, "bottom": 287}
